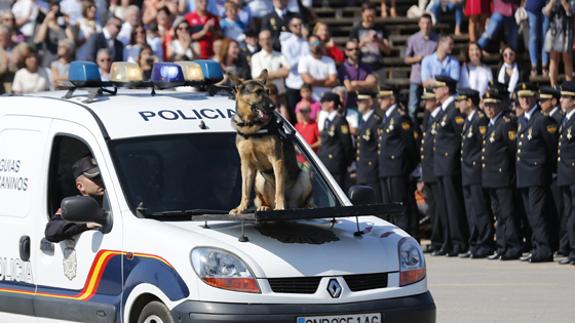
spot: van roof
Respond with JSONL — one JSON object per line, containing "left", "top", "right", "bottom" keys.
{"left": 28, "top": 89, "right": 237, "bottom": 140}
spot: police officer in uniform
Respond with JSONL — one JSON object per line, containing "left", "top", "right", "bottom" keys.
{"left": 318, "top": 92, "right": 355, "bottom": 188}
{"left": 356, "top": 90, "right": 382, "bottom": 201}
{"left": 557, "top": 81, "right": 575, "bottom": 265}
{"left": 432, "top": 75, "right": 468, "bottom": 256}
{"left": 515, "top": 82, "right": 557, "bottom": 262}
{"left": 540, "top": 86, "right": 565, "bottom": 254}
{"left": 457, "top": 88, "right": 494, "bottom": 258}
{"left": 481, "top": 87, "right": 523, "bottom": 260}
{"left": 420, "top": 88, "right": 444, "bottom": 253}
{"left": 377, "top": 84, "right": 419, "bottom": 235}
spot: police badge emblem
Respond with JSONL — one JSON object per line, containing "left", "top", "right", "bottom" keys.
{"left": 62, "top": 242, "right": 77, "bottom": 281}
{"left": 479, "top": 126, "right": 486, "bottom": 135}
{"left": 363, "top": 129, "right": 371, "bottom": 141}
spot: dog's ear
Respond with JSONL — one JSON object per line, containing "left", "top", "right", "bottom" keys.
{"left": 255, "top": 69, "right": 268, "bottom": 84}
{"left": 227, "top": 72, "right": 243, "bottom": 87}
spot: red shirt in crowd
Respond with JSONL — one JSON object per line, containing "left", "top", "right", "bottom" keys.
{"left": 295, "top": 120, "right": 320, "bottom": 150}
{"left": 185, "top": 11, "right": 220, "bottom": 59}
{"left": 326, "top": 44, "right": 345, "bottom": 65}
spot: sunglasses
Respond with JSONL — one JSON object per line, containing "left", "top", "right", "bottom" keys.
{"left": 346, "top": 47, "right": 358, "bottom": 51}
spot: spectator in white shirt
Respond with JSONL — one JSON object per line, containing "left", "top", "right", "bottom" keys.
{"left": 117, "top": 5, "right": 140, "bottom": 46}
{"left": 251, "top": 30, "right": 289, "bottom": 95}
{"left": 12, "top": 51, "right": 50, "bottom": 94}
{"left": 281, "top": 16, "right": 309, "bottom": 123}
{"left": 11, "top": 0, "right": 39, "bottom": 39}
{"left": 60, "top": 0, "right": 82, "bottom": 24}
{"left": 496, "top": 46, "right": 520, "bottom": 96}
{"left": 298, "top": 35, "right": 338, "bottom": 101}
{"left": 459, "top": 42, "right": 493, "bottom": 97}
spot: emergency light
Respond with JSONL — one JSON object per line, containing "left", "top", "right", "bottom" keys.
{"left": 69, "top": 61, "right": 102, "bottom": 87}
{"left": 110, "top": 62, "right": 144, "bottom": 86}
{"left": 151, "top": 62, "right": 186, "bottom": 89}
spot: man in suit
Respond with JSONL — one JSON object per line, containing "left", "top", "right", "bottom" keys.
{"left": 557, "top": 81, "right": 575, "bottom": 265}
{"left": 515, "top": 83, "right": 557, "bottom": 262}
{"left": 420, "top": 88, "right": 444, "bottom": 253}
{"left": 261, "top": 0, "right": 298, "bottom": 51}
{"left": 432, "top": 75, "right": 468, "bottom": 256}
{"left": 540, "top": 86, "right": 565, "bottom": 255}
{"left": 377, "top": 84, "right": 419, "bottom": 235}
{"left": 317, "top": 92, "right": 355, "bottom": 189}
{"left": 482, "top": 87, "right": 523, "bottom": 260}
{"left": 80, "top": 16, "right": 124, "bottom": 62}
{"left": 457, "top": 88, "right": 494, "bottom": 258}
{"left": 355, "top": 91, "right": 382, "bottom": 201}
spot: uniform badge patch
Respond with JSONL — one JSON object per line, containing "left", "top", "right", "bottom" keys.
{"left": 401, "top": 121, "right": 411, "bottom": 130}
{"left": 340, "top": 125, "right": 349, "bottom": 134}
{"left": 479, "top": 126, "right": 487, "bottom": 135}
{"left": 455, "top": 116, "right": 465, "bottom": 124}
{"left": 413, "top": 131, "right": 419, "bottom": 140}
{"left": 362, "top": 129, "right": 371, "bottom": 141}
{"left": 508, "top": 130, "right": 517, "bottom": 141}
{"left": 547, "top": 124, "right": 558, "bottom": 134}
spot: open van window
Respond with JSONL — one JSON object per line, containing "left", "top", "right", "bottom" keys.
{"left": 109, "top": 132, "right": 341, "bottom": 217}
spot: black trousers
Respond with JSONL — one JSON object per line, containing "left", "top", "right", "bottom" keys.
{"left": 285, "top": 87, "right": 301, "bottom": 124}
{"left": 487, "top": 187, "right": 522, "bottom": 257}
{"left": 551, "top": 178, "right": 569, "bottom": 254}
{"left": 380, "top": 176, "right": 411, "bottom": 234}
{"left": 514, "top": 189, "right": 532, "bottom": 252}
{"left": 518, "top": 186, "right": 553, "bottom": 260}
{"left": 425, "top": 181, "right": 443, "bottom": 251}
{"left": 463, "top": 184, "right": 495, "bottom": 256}
{"left": 560, "top": 185, "right": 575, "bottom": 260}
{"left": 437, "top": 175, "right": 468, "bottom": 254}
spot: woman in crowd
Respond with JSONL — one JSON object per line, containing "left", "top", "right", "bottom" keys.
{"left": 124, "top": 24, "right": 148, "bottom": 63}
{"left": 496, "top": 46, "right": 520, "bottom": 95}
{"left": 167, "top": 20, "right": 194, "bottom": 61}
{"left": 544, "top": 0, "right": 574, "bottom": 87}
{"left": 34, "top": 2, "right": 74, "bottom": 67}
{"left": 138, "top": 44, "right": 158, "bottom": 80}
{"left": 50, "top": 38, "right": 74, "bottom": 89}
{"left": 12, "top": 50, "right": 50, "bottom": 94}
{"left": 313, "top": 22, "right": 344, "bottom": 65}
{"left": 464, "top": 0, "right": 490, "bottom": 42}
{"left": 216, "top": 38, "right": 250, "bottom": 85}
{"left": 75, "top": 1, "right": 102, "bottom": 62}
{"left": 155, "top": 6, "right": 174, "bottom": 61}
{"left": 0, "top": 11, "right": 25, "bottom": 43}
{"left": 459, "top": 42, "right": 493, "bottom": 97}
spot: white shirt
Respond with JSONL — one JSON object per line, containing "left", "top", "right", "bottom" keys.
{"left": 566, "top": 109, "right": 575, "bottom": 121}
{"left": 467, "top": 109, "right": 476, "bottom": 122}
{"left": 550, "top": 106, "right": 560, "bottom": 117}
{"left": 459, "top": 63, "right": 493, "bottom": 97}
{"left": 12, "top": 67, "right": 50, "bottom": 93}
{"left": 247, "top": 0, "right": 273, "bottom": 18}
{"left": 118, "top": 22, "right": 134, "bottom": 46}
{"left": 497, "top": 63, "right": 520, "bottom": 96}
{"left": 11, "top": 0, "right": 38, "bottom": 37}
{"left": 251, "top": 49, "right": 289, "bottom": 94}
{"left": 346, "top": 108, "right": 359, "bottom": 129}
{"left": 123, "top": 45, "right": 141, "bottom": 63}
{"left": 76, "top": 18, "right": 102, "bottom": 60}
{"left": 385, "top": 104, "right": 397, "bottom": 117}
{"left": 318, "top": 110, "right": 338, "bottom": 132}
{"left": 281, "top": 33, "right": 309, "bottom": 89}
{"left": 298, "top": 54, "right": 337, "bottom": 100}
{"left": 524, "top": 105, "right": 538, "bottom": 121}
{"left": 59, "top": 0, "right": 82, "bottom": 24}
{"left": 489, "top": 111, "right": 503, "bottom": 127}
{"left": 362, "top": 109, "right": 374, "bottom": 122}
{"left": 441, "top": 96, "right": 455, "bottom": 111}
{"left": 431, "top": 107, "right": 441, "bottom": 118}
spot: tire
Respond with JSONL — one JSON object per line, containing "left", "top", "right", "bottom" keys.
{"left": 137, "top": 301, "right": 175, "bottom": 323}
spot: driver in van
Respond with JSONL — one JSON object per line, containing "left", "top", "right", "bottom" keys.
{"left": 44, "top": 156, "right": 104, "bottom": 243}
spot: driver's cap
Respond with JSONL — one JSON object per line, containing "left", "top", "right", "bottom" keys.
{"left": 72, "top": 156, "right": 100, "bottom": 179}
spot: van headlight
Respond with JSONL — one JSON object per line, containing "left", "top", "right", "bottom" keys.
{"left": 398, "top": 237, "right": 426, "bottom": 286}
{"left": 191, "top": 247, "right": 261, "bottom": 293}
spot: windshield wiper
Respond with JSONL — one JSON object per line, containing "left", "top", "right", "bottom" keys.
{"left": 147, "top": 209, "right": 231, "bottom": 220}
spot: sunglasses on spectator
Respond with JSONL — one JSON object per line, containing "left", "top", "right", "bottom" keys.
{"left": 346, "top": 47, "right": 358, "bottom": 51}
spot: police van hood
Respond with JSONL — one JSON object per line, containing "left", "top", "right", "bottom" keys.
{"left": 169, "top": 217, "right": 405, "bottom": 278}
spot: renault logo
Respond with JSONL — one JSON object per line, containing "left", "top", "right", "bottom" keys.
{"left": 327, "top": 279, "right": 342, "bottom": 298}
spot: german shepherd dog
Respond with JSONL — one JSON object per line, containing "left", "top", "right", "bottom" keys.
{"left": 229, "top": 70, "right": 313, "bottom": 215}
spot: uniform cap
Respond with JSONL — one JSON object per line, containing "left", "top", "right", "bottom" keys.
{"left": 516, "top": 82, "right": 538, "bottom": 97}
{"left": 378, "top": 84, "right": 396, "bottom": 98}
{"left": 560, "top": 81, "right": 575, "bottom": 97}
{"left": 356, "top": 90, "right": 376, "bottom": 101}
{"left": 456, "top": 88, "right": 480, "bottom": 102}
{"left": 420, "top": 87, "right": 435, "bottom": 100}
{"left": 72, "top": 156, "right": 100, "bottom": 179}
{"left": 432, "top": 75, "right": 457, "bottom": 88}
{"left": 483, "top": 87, "right": 503, "bottom": 104}
{"left": 539, "top": 86, "right": 560, "bottom": 100}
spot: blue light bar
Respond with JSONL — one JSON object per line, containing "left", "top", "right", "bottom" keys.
{"left": 69, "top": 61, "right": 102, "bottom": 87}
{"left": 193, "top": 60, "right": 224, "bottom": 84}
{"left": 151, "top": 62, "right": 186, "bottom": 89}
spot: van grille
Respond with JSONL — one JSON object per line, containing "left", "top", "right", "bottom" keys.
{"left": 268, "top": 277, "right": 321, "bottom": 294}
{"left": 343, "top": 273, "right": 388, "bottom": 291}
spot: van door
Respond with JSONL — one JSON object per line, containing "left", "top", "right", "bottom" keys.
{"left": 0, "top": 115, "right": 51, "bottom": 323}
{"left": 33, "top": 120, "right": 123, "bottom": 323}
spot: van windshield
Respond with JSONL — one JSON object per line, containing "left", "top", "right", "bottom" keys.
{"left": 109, "top": 132, "right": 340, "bottom": 217}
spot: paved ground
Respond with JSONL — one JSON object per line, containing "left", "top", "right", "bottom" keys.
{"left": 426, "top": 255, "right": 575, "bottom": 323}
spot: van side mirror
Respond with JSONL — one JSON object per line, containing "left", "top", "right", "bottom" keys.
{"left": 61, "top": 196, "right": 113, "bottom": 234}
{"left": 348, "top": 185, "right": 376, "bottom": 205}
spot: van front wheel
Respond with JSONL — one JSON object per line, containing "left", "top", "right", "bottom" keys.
{"left": 137, "top": 301, "right": 175, "bottom": 323}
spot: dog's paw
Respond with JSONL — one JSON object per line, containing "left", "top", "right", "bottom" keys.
{"left": 229, "top": 207, "right": 245, "bottom": 215}
{"left": 257, "top": 205, "right": 271, "bottom": 212}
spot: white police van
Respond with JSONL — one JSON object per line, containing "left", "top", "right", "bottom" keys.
{"left": 0, "top": 61, "right": 435, "bottom": 323}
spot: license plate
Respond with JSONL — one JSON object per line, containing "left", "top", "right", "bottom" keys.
{"left": 297, "top": 313, "right": 381, "bottom": 323}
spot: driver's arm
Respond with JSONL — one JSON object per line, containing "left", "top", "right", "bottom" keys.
{"left": 44, "top": 209, "right": 91, "bottom": 243}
